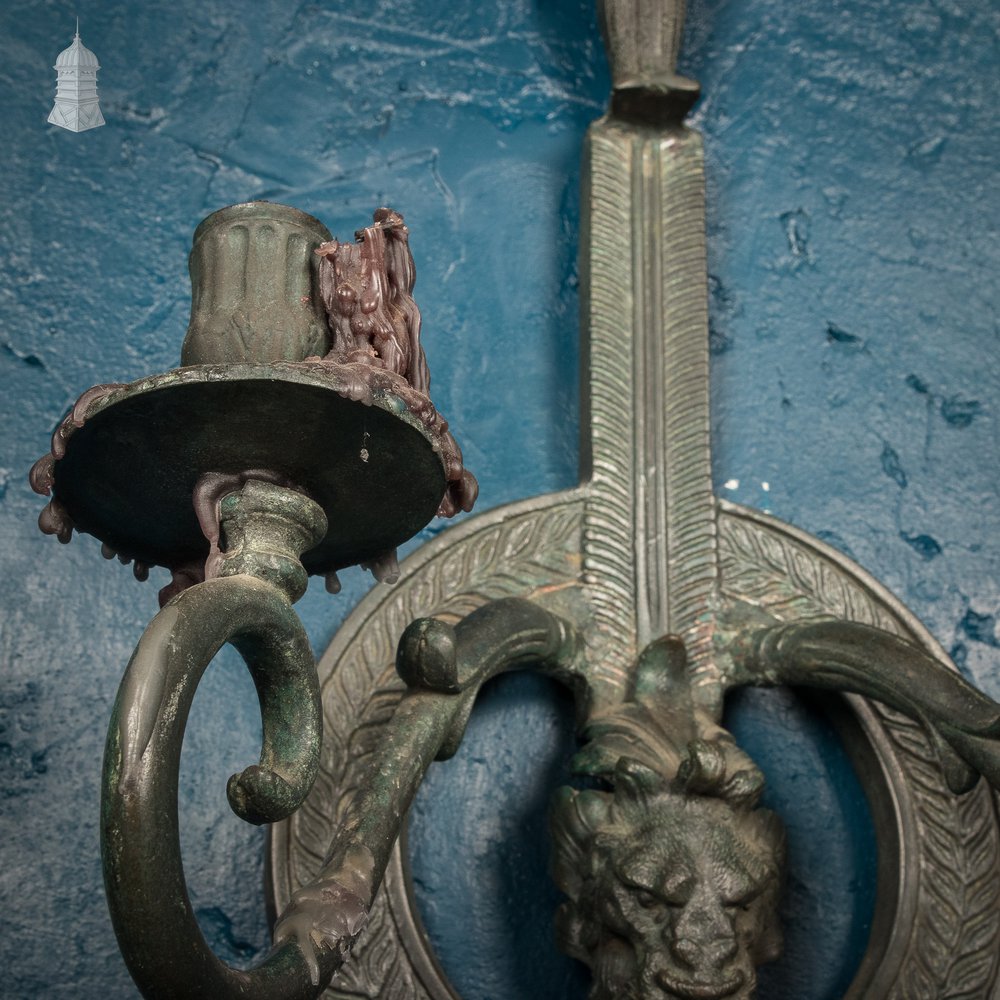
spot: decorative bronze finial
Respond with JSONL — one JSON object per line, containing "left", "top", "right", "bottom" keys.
{"left": 600, "top": 0, "right": 700, "bottom": 123}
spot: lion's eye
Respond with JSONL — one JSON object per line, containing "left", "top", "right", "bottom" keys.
{"left": 635, "top": 890, "right": 660, "bottom": 909}
{"left": 728, "top": 888, "right": 763, "bottom": 912}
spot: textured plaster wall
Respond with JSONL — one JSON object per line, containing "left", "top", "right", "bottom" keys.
{"left": 0, "top": 1, "right": 995, "bottom": 999}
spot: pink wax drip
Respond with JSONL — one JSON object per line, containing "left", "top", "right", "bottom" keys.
{"left": 29, "top": 382, "right": 125, "bottom": 498}
{"left": 314, "top": 207, "right": 478, "bottom": 518}
{"left": 32, "top": 386, "right": 125, "bottom": 547}
{"left": 37, "top": 497, "right": 74, "bottom": 544}
{"left": 360, "top": 549, "right": 400, "bottom": 586}
{"left": 158, "top": 560, "right": 205, "bottom": 609}
{"left": 192, "top": 469, "right": 300, "bottom": 583}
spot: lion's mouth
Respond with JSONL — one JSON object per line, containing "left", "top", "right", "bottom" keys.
{"left": 654, "top": 969, "right": 745, "bottom": 999}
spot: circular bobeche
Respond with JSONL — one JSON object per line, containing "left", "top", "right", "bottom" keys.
{"left": 52, "top": 364, "right": 447, "bottom": 576}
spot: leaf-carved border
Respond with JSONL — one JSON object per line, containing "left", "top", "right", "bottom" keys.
{"left": 270, "top": 490, "right": 586, "bottom": 1000}
{"left": 718, "top": 500, "right": 1000, "bottom": 999}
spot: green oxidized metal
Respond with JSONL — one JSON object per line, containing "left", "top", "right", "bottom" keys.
{"left": 31, "top": 197, "right": 480, "bottom": 997}
{"left": 49, "top": 363, "right": 447, "bottom": 580}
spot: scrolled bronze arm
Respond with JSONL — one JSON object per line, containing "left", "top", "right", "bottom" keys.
{"left": 730, "top": 619, "right": 1000, "bottom": 795}
{"left": 102, "top": 574, "right": 326, "bottom": 998}
{"left": 101, "top": 479, "right": 581, "bottom": 1000}
{"left": 102, "top": 481, "right": 330, "bottom": 999}
{"left": 274, "top": 596, "right": 582, "bottom": 986}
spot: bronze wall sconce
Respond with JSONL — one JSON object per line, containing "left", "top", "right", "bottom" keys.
{"left": 29, "top": 1, "right": 1000, "bottom": 998}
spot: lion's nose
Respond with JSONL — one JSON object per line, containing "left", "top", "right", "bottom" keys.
{"left": 669, "top": 893, "right": 740, "bottom": 971}
{"left": 670, "top": 932, "right": 738, "bottom": 970}
{"left": 670, "top": 935, "right": 700, "bottom": 967}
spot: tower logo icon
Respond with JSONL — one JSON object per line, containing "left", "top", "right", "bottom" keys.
{"left": 48, "top": 19, "right": 105, "bottom": 132}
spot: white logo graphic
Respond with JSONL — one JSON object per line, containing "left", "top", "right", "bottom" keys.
{"left": 48, "top": 19, "right": 105, "bottom": 132}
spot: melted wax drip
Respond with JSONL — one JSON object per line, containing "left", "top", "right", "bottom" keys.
{"left": 192, "top": 469, "right": 300, "bottom": 582}
{"left": 91, "top": 544, "right": 153, "bottom": 587}
{"left": 30, "top": 382, "right": 126, "bottom": 546}
{"left": 158, "top": 560, "right": 204, "bottom": 609}
{"left": 274, "top": 843, "right": 376, "bottom": 987}
{"left": 314, "top": 207, "right": 478, "bottom": 517}
{"left": 361, "top": 549, "right": 400, "bottom": 585}
{"left": 37, "top": 497, "right": 73, "bottom": 543}
{"left": 316, "top": 207, "right": 430, "bottom": 393}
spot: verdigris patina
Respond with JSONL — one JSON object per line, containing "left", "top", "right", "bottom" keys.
{"left": 29, "top": 201, "right": 477, "bottom": 599}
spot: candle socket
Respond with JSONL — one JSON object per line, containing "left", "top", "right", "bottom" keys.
{"left": 182, "top": 202, "right": 333, "bottom": 365}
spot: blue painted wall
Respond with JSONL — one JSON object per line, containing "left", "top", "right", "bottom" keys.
{"left": 0, "top": 1, "right": 996, "bottom": 998}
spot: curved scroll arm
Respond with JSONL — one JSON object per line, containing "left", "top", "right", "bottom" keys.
{"left": 103, "top": 588, "right": 580, "bottom": 999}
{"left": 730, "top": 619, "right": 1000, "bottom": 795}
{"left": 273, "top": 596, "right": 582, "bottom": 986}
{"left": 102, "top": 575, "right": 323, "bottom": 999}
